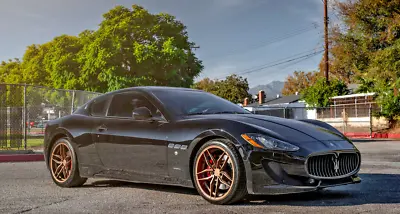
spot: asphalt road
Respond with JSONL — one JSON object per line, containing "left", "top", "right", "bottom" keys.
{"left": 2, "top": 140, "right": 400, "bottom": 214}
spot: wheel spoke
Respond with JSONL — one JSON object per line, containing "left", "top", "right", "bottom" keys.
{"left": 196, "top": 168, "right": 213, "bottom": 175}
{"left": 220, "top": 156, "right": 229, "bottom": 170}
{"left": 55, "top": 165, "right": 63, "bottom": 177}
{"left": 214, "top": 178, "right": 219, "bottom": 197}
{"left": 218, "top": 177, "right": 230, "bottom": 187}
{"left": 60, "top": 145, "right": 65, "bottom": 159}
{"left": 66, "top": 166, "right": 71, "bottom": 178}
{"left": 53, "top": 154, "right": 62, "bottom": 161}
{"left": 52, "top": 159, "right": 62, "bottom": 164}
{"left": 205, "top": 149, "right": 216, "bottom": 168}
{"left": 198, "top": 175, "right": 213, "bottom": 181}
{"left": 221, "top": 171, "right": 232, "bottom": 182}
{"left": 209, "top": 176, "right": 215, "bottom": 198}
{"left": 216, "top": 152, "right": 226, "bottom": 167}
{"left": 62, "top": 166, "right": 67, "bottom": 178}
{"left": 203, "top": 153, "right": 213, "bottom": 169}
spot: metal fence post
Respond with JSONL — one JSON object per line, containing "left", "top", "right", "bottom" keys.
{"left": 71, "top": 90, "right": 76, "bottom": 114}
{"left": 283, "top": 107, "right": 287, "bottom": 118}
{"left": 369, "top": 104, "right": 372, "bottom": 138}
{"left": 23, "top": 84, "right": 27, "bottom": 150}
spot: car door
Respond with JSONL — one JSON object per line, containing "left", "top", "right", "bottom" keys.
{"left": 77, "top": 94, "right": 112, "bottom": 171}
{"left": 93, "top": 91, "right": 169, "bottom": 179}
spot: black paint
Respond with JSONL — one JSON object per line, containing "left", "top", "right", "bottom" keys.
{"left": 43, "top": 86, "right": 362, "bottom": 195}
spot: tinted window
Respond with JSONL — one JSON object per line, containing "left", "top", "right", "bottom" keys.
{"left": 151, "top": 90, "right": 250, "bottom": 116}
{"left": 107, "top": 92, "right": 159, "bottom": 118}
{"left": 90, "top": 96, "right": 109, "bottom": 117}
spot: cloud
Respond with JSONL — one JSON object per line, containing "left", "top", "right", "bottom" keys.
{"left": 201, "top": 64, "right": 239, "bottom": 80}
{"left": 211, "top": 0, "right": 268, "bottom": 9}
{"left": 212, "top": 0, "right": 247, "bottom": 7}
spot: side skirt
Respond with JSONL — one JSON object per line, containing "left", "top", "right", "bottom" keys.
{"left": 79, "top": 164, "right": 194, "bottom": 189}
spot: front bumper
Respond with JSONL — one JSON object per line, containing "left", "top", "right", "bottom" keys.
{"left": 243, "top": 150, "right": 361, "bottom": 195}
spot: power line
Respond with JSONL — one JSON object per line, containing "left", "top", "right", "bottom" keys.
{"left": 238, "top": 50, "right": 324, "bottom": 76}
{"left": 277, "top": 51, "right": 323, "bottom": 70}
{"left": 238, "top": 47, "right": 323, "bottom": 72}
{"left": 206, "top": 22, "right": 320, "bottom": 60}
{"left": 214, "top": 48, "right": 324, "bottom": 79}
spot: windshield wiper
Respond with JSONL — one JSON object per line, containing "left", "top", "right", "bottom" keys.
{"left": 187, "top": 111, "right": 248, "bottom": 116}
{"left": 212, "top": 111, "right": 248, "bottom": 114}
{"left": 186, "top": 112, "right": 212, "bottom": 115}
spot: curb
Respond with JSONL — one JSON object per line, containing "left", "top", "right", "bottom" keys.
{"left": 0, "top": 152, "right": 44, "bottom": 163}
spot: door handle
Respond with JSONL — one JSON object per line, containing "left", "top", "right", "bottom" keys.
{"left": 97, "top": 125, "right": 107, "bottom": 132}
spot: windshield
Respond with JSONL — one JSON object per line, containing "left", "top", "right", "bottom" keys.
{"left": 152, "top": 90, "right": 251, "bottom": 116}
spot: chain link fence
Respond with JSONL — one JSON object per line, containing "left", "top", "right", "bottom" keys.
{"left": 0, "top": 84, "right": 102, "bottom": 150}
{"left": 251, "top": 105, "right": 386, "bottom": 138}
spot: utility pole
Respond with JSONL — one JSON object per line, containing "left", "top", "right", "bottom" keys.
{"left": 324, "top": 0, "right": 329, "bottom": 83}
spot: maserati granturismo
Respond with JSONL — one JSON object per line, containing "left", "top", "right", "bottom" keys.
{"left": 43, "top": 86, "right": 361, "bottom": 205}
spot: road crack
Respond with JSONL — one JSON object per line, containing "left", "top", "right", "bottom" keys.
{"left": 14, "top": 198, "right": 71, "bottom": 214}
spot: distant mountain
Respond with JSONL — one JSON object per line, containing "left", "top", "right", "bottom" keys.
{"left": 248, "top": 81, "right": 284, "bottom": 99}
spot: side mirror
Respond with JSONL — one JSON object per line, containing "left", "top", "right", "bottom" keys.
{"left": 132, "top": 107, "right": 152, "bottom": 120}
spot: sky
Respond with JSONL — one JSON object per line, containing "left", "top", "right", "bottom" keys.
{"left": 0, "top": 0, "right": 339, "bottom": 88}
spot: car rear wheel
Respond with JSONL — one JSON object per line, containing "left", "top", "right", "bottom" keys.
{"left": 193, "top": 139, "right": 247, "bottom": 205}
{"left": 49, "top": 138, "right": 87, "bottom": 187}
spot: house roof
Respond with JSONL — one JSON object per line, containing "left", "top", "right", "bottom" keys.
{"left": 246, "top": 94, "right": 301, "bottom": 107}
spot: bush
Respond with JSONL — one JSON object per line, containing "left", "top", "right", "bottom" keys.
{"left": 301, "top": 77, "right": 349, "bottom": 107}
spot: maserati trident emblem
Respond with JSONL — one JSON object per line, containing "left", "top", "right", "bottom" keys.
{"left": 332, "top": 155, "right": 340, "bottom": 174}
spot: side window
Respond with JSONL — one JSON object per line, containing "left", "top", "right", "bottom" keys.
{"left": 107, "top": 92, "right": 159, "bottom": 119}
{"left": 90, "top": 96, "right": 110, "bottom": 117}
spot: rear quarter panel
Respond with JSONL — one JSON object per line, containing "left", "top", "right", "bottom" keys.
{"left": 44, "top": 114, "right": 102, "bottom": 169}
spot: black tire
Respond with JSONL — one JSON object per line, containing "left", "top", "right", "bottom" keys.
{"left": 49, "top": 137, "right": 87, "bottom": 187}
{"left": 192, "top": 138, "right": 248, "bottom": 205}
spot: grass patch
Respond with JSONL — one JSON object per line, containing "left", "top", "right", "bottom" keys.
{"left": 27, "top": 138, "right": 44, "bottom": 147}
{"left": 0, "top": 138, "right": 44, "bottom": 150}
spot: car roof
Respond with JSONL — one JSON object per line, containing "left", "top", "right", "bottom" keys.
{"left": 105, "top": 86, "right": 203, "bottom": 95}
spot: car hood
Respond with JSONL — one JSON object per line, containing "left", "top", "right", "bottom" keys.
{"left": 187, "top": 114, "right": 355, "bottom": 151}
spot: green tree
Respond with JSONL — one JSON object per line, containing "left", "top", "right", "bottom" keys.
{"left": 78, "top": 5, "right": 203, "bottom": 92}
{"left": 21, "top": 44, "right": 50, "bottom": 86}
{"left": 281, "top": 70, "right": 321, "bottom": 95}
{"left": 0, "top": 59, "right": 23, "bottom": 84}
{"left": 324, "top": 0, "right": 400, "bottom": 125}
{"left": 194, "top": 74, "right": 250, "bottom": 104}
{"left": 375, "top": 91, "right": 400, "bottom": 127}
{"left": 43, "top": 35, "right": 83, "bottom": 90}
{"left": 192, "top": 77, "right": 217, "bottom": 93}
{"left": 0, "top": 59, "right": 24, "bottom": 107}
{"left": 2, "top": 4, "right": 203, "bottom": 94}
{"left": 302, "top": 78, "right": 349, "bottom": 107}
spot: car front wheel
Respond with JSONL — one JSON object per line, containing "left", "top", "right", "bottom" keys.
{"left": 193, "top": 139, "right": 248, "bottom": 205}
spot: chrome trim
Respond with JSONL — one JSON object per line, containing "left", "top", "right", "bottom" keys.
{"left": 304, "top": 150, "right": 361, "bottom": 180}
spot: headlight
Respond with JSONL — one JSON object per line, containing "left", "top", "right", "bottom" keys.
{"left": 241, "top": 133, "right": 299, "bottom": 151}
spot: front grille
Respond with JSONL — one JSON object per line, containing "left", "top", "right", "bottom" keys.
{"left": 306, "top": 152, "right": 360, "bottom": 179}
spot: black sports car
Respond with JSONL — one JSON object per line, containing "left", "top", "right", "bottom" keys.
{"left": 43, "top": 86, "right": 361, "bottom": 205}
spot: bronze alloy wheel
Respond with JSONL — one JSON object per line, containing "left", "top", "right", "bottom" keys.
{"left": 195, "top": 145, "right": 235, "bottom": 201}
{"left": 50, "top": 142, "right": 73, "bottom": 183}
